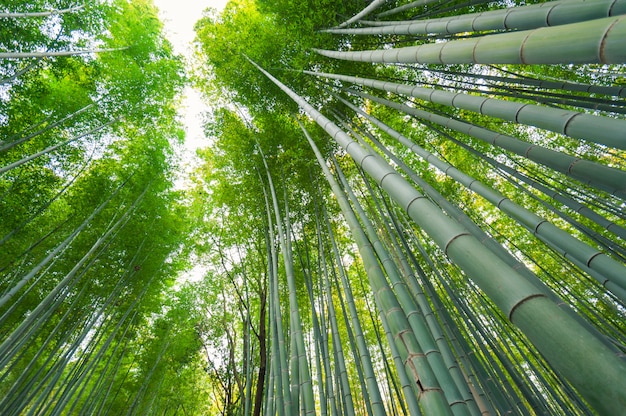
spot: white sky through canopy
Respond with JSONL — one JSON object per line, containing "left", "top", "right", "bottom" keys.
{"left": 152, "top": 0, "right": 228, "bottom": 284}
{"left": 151, "top": 0, "right": 228, "bottom": 164}
{"left": 153, "top": 0, "right": 228, "bottom": 55}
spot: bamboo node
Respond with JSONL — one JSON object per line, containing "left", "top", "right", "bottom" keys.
{"left": 508, "top": 293, "right": 546, "bottom": 320}
{"left": 561, "top": 112, "right": 582, "bottom": 137}
{"left": 586, "top": 251, "right": 603, "bottom": 268}
{"left": 533, "top": 219, "right": 548, "bottom": 234}
{"left": 598, "top": 16, "right": 623, "bottom": 63}
{"left": 566, "top": 158, "right": 583, "bottom": 174}
{"left": 444, "top": 232, "right": 471, "bottom": 256}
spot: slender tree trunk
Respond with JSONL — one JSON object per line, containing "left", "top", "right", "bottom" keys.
{"left": 252, "top": 284, "right": 267, "bottom": 416}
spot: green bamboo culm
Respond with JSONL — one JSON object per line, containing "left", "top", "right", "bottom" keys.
{"left": 334, "top": 0, "right": 386, "bottom": 28}
{"left": 301, "top": 121, "right": 452, "bottom": 416}
{"left": 248, "top": 57, "right": 626, "bottom": 416}
{"left": 323, "top": 0, "right": 626, "bottom": 35}
{"left": 316, "top": 183, "right": 388, "bottom": 416}
{"left": 331, "top": 92, "right": 626, "bottom": 358}
{"left": 314, "top": 15, "right": 626, "bottom": 64}
{"left": 340, "top": 89, "right": 626, "bottom": 301}
{"left": 304, "top": 70, "right": 626, "bottom": 151}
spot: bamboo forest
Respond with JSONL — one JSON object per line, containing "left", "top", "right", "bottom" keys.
{"left": 2, "top": 0, "right": 626, "bottom": 414}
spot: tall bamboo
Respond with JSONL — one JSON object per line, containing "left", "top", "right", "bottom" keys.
{"left": 337, "top": 97, "right": 625, "bottom": 355}
{"left": 315, "top": 175, "right": 387, "bottom": 416}
{"left": 324, "top": 0, "right": 626, "bottom": 35}
{"left": 302, "top": 119, "right": 451, "bottom": 415}
{"left": 333, "top": 153, "right": 473, "bottom": 416}
{"left": 314, "top": 16, "right": 626, "bottom": 64}
{"left": 305, "top": 70, "right": 626, "bottom": 151}
{"left": 339, "top": 90, "right": 626, "bottom": 300}
{"left": 259, "top": 177, "right": 290, "bottom": 416}
{"left": 250, "top": 59, "right": 626, "bottom": 415}
{"left": 259, "top": 147, "right": 316, "bottom": 414}
{"left": 410, "top": 65, "right": 626, "bottom": 99}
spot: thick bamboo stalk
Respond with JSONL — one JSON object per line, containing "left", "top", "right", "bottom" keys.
{"left": 333, "top": 154, "right": 473, "bottom": 416}
{"left": 251, "top": 59, "right": 626, "bottom": 415}
{"left": 351, "top": 163, "right": 483, "bottom": 415}
{"left": 325, "top": 0, "right": 626, "bottom": 35}
{"left": 413, "top": 65, "right": 626, "bottom": 98}
{"left": 316, "top": 183, "right": 387, "bottom": 416}
{"left": 314, "top": 15, "right": 626, "bottom": 64}
{"left": 388, "top": 205, "right": 501, "bottom": 415}
{"left": 413, "top": 238, "right": 554, "bottom": 414}
{"left": 340, "top": 99, "right": 625, "bottom": 357}
{"left": 353, "top": 87, "right": 626, "bottom": 198}
{"left": 344, "top": 91, "right": 626, "bottom": 299}
{"left": 404, "top": 73, "right": 626, "bottom": 114}
{"left": 305, "top": 70, "right": 626, "bottom": 151}
{"left": 496, "top": 163, "right": 626, "bottom": 241}
{"left": 304, "top": 118, "right": 452, "bottom": 415}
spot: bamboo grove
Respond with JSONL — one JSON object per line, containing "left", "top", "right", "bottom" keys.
{"left": 0, "top": 0, "right": 198, "bottom": 414}
{"left": 2, "top": 0, "right": 626, "bottom": 415}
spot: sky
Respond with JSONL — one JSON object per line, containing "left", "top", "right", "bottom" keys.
{"left": 152, "top": 0, "right": 228, "bottom": 56}
{"left": 151, "top": 0, "right": 229, "bottom": 283}
{"left": 151, "top": 0, "right": 228, "bottom": 166}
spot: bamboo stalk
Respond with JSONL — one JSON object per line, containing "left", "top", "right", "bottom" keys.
{"left": 250, "top": 59, "right": 626, "bottom": 415}
{"left": 305, "top": 70, "right": 626, "bottom": 151}
{"left": 325, "top": 0, "right": 626, "bottom": 35}
{"left": 314, "top": 16, "right": 626, "bottom": 64}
